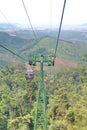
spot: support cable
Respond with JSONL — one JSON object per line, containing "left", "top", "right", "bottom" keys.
{"left": 0, "top": 9, "right": 16, "bottom": 34}
{"left": 53, "top": 0, "right": 67, "bottom": 64}
{"left": 21, "top": 0, "right": 38, "bottom": 43}
{"left": 0, "top": 44, "right": 27, "bottom": 62}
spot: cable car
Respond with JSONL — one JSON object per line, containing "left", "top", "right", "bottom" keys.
{"left": 25, "top": 69, "right": 34, "bottom": 80}
{"left": 50, "top": 79, "right": 54, "bottom": 85}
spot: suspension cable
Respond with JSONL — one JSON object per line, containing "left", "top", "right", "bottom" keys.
{"left": 0, "top": 9, "right": 16, "bottom": 34}
{"left": 0, "top": 44, "right": 27, "bottom": 62}
{"left": 21, "top": 0, "right": 38, "bottom": 43}
{"left": 53, "top": 0, "right": 67, "bottom": 64}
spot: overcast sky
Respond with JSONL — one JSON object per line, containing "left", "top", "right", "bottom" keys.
{"left": 0, "top": 0, "right": 87, "bottom": 27}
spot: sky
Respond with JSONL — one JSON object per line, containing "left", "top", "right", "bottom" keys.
{"left": 0, "top": 0, "right": 87, "bottom": 27}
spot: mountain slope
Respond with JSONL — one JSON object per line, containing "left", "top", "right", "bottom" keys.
{"left": 0, "top": 29, "right": 87, "bottom": 68}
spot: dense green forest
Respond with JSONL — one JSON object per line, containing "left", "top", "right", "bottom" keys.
{"left": 0, "top": 28, "right": 87, "bottom": 130}
{"left": 0, "top": 63, "right": 87, "bottom": 130}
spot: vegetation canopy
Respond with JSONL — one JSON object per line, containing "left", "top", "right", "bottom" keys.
{"left": 0, "top": 63, "right": 87, "bottom": 130}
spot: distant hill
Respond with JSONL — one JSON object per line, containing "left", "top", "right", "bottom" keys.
{"left": 0, "top": 28, "right": 87, "bottom": 68}
{"left": 62, "top": 24, "right": 87, "bottom": 31}
{"left": 0, "top": 31, "right": 36, "bottom": 67}
{"left": 0, "top": 23, "right": 24, "bottom": 29}
{"left": 0, "top": 31, "right": 36, "bottom": 50}
{"left": 0, "top": 23, "right": 15, "bottom": 28}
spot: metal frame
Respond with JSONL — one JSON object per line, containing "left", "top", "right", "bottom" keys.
{"left": 28, "top": 55, "right": 54, "bottom": 130}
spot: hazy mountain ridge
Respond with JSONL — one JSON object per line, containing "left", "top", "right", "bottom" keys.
{"left": 0, "top": 24, "right": 87, "bottom": 68}
{"left": 1, "top": 23, "right": 87, "bottom": 31}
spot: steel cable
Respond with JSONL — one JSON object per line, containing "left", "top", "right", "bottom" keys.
{"left": 0, "top": 44, "right": 27, "bottom": 62}
{"left": 21, "top": 0, "right": 38, "bottom": 43}
{"left": 53, "top": 0, "right": 67, "bottom": 64}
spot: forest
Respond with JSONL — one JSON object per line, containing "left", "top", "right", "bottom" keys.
{"left": 0, "top": 26, "right": 87, "bottom": 130}
{"left": 0, "top": 62, "right": 87, "bottom": 130}
{"left": 0, "top": 0, "right": 87, "bottom": 129}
